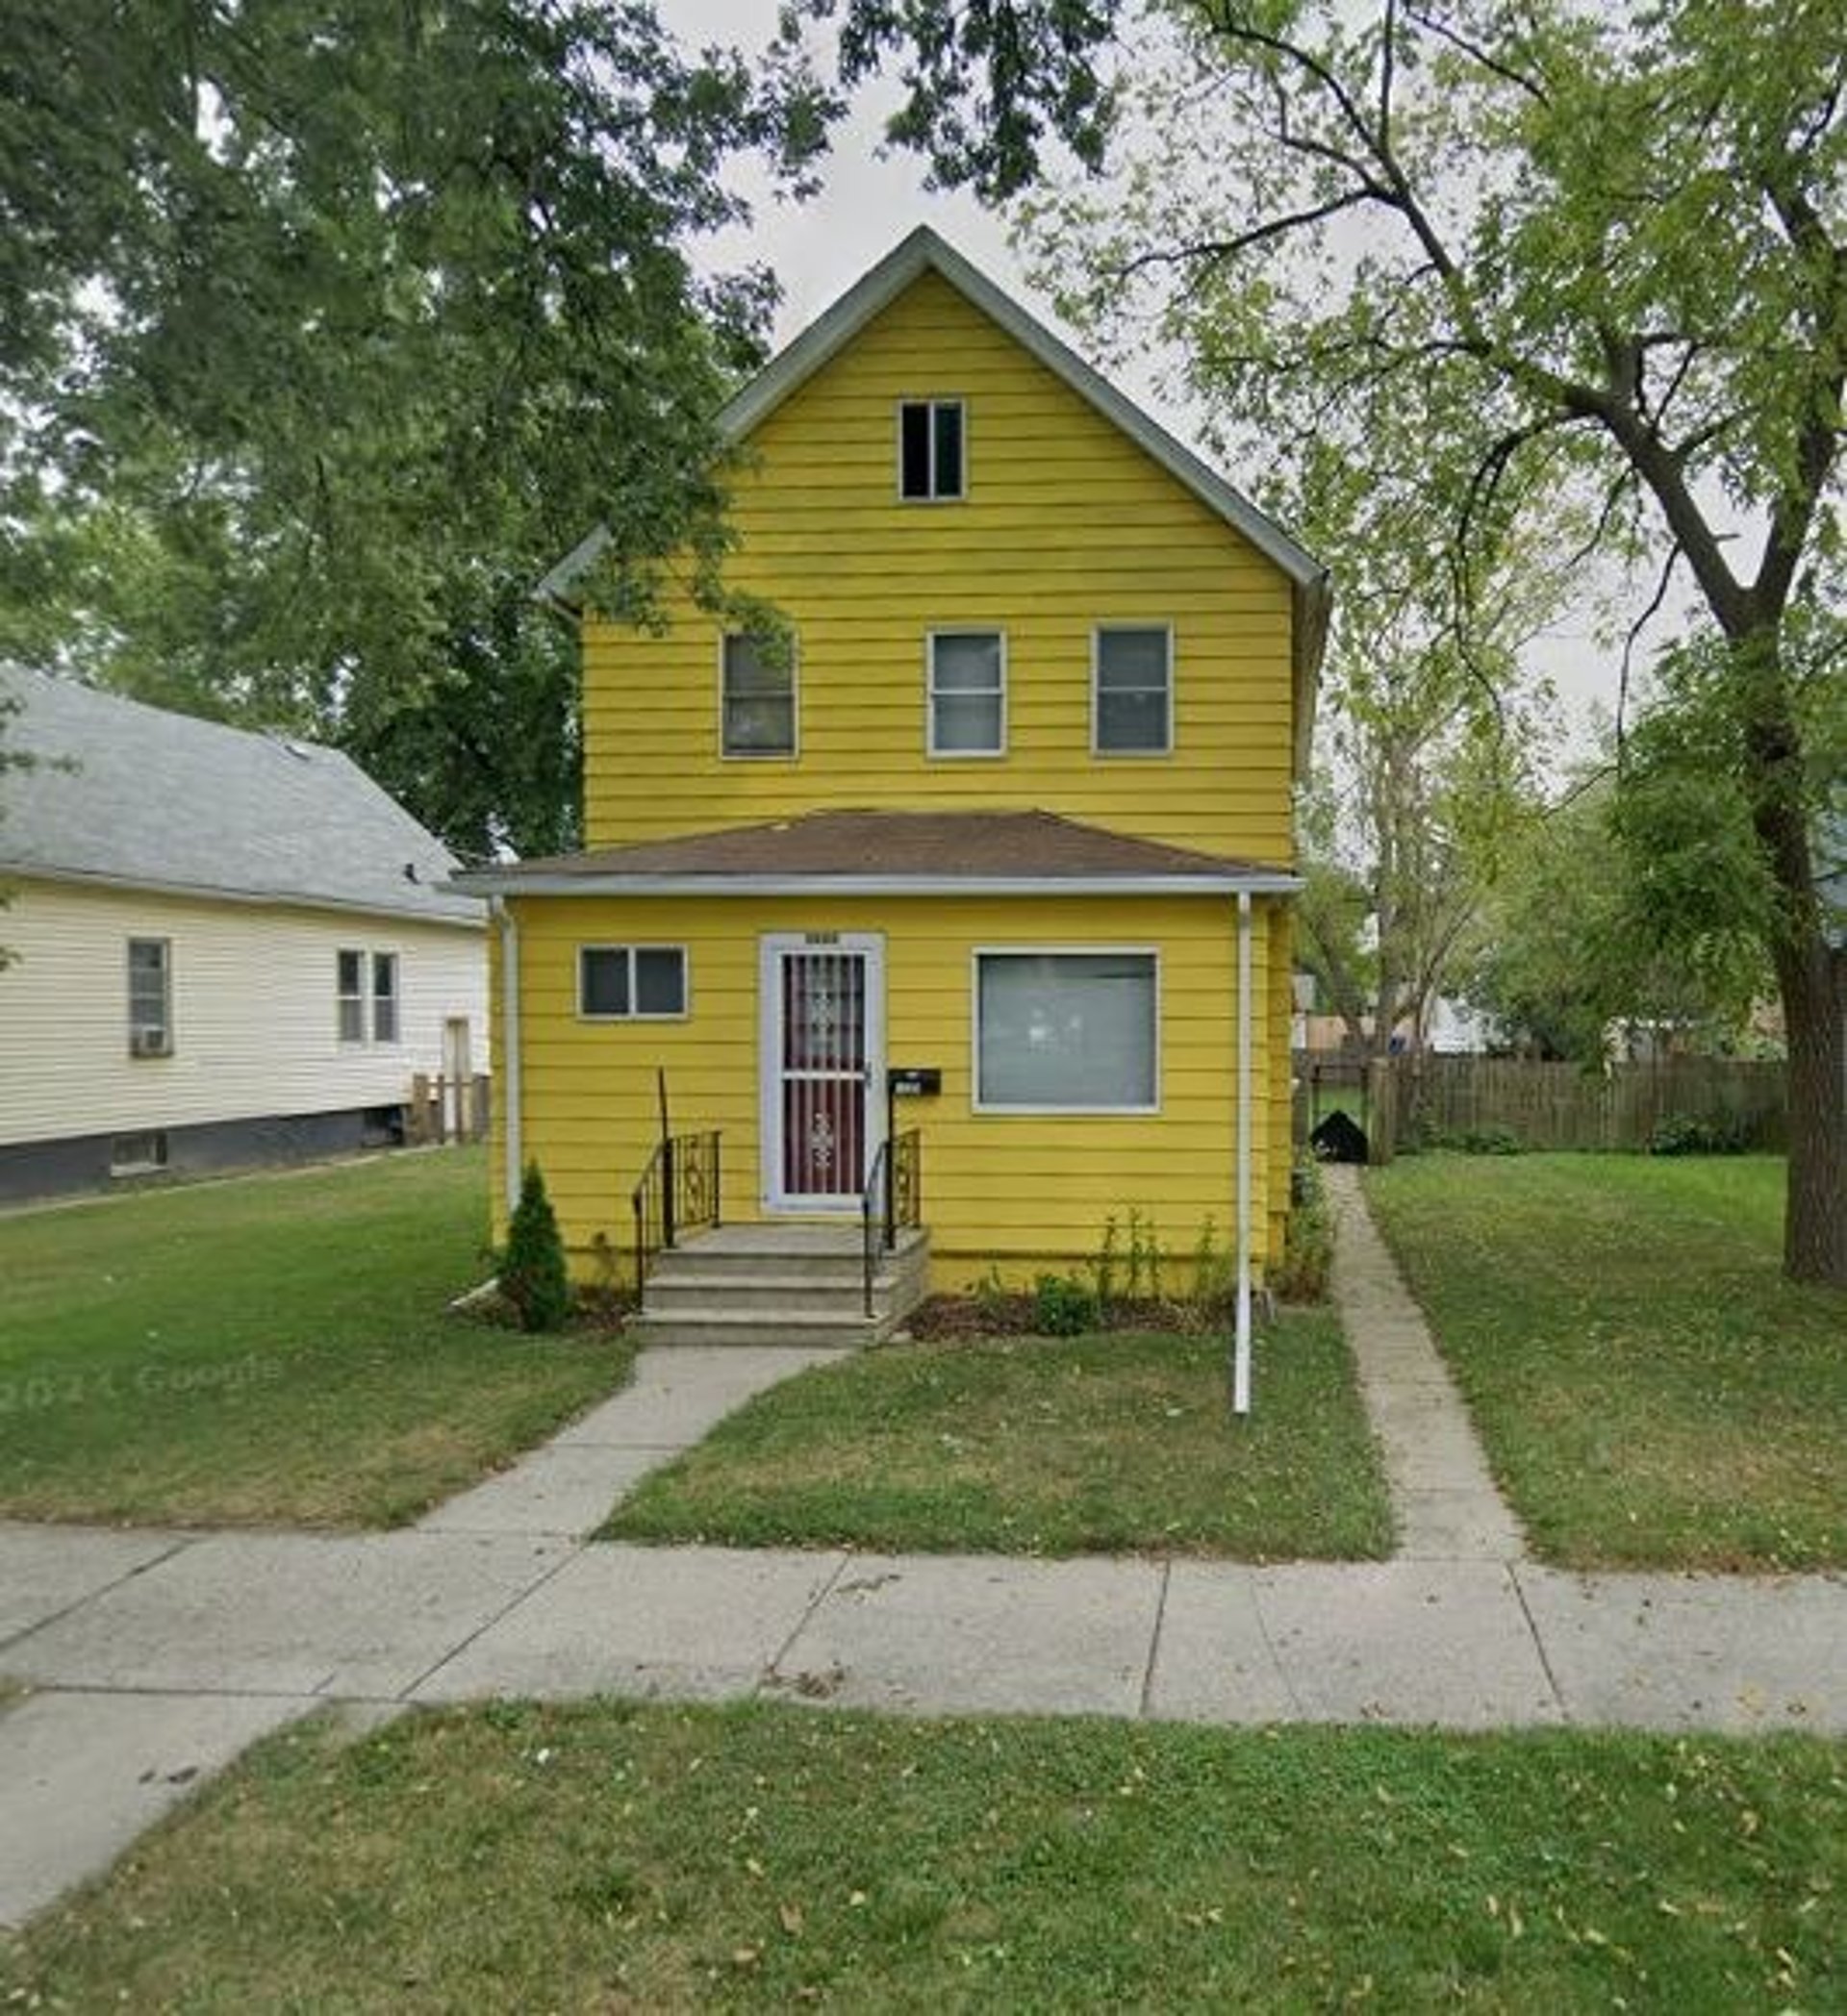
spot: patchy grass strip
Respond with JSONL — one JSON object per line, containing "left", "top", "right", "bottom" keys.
{"left": 0, "top": 1148, "right": 631, "bottom": 1528}
{"left": 5, "top": 1702, "right": 1842, "bottom": 2010}
{"left": 605, "top": 1316, "right": 1392, "bottom": 1560}
{"left": 1366, "top": 1152, "right": 1845, "bottom": 1571}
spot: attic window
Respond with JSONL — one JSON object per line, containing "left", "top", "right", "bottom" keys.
{"left": 899, "top": 399, "right": 965, "bottom": 500}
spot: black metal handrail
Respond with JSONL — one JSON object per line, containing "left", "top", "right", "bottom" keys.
{"left": 861, "top": 1128, "right": 922, "bottom": 1318}
{"left": 631, "top": 1129, "right": 721, "bottom": 1290}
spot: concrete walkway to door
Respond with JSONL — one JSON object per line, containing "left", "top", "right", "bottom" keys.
{"left": 4, "top": 1180, "right": 1845, "bottom": 1932}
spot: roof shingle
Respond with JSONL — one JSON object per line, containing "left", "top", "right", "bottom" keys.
{"left": 465, "top": 809, "right": 1292, "bottom": 888}
{"left": 1, "top": 666, "right": 479, "bottom": 923}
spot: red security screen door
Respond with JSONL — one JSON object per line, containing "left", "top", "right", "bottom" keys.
{"left": 762, "top": 937, "right": 883, "bottom": 1209}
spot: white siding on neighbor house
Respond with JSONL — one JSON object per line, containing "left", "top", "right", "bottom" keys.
{"left": 0, "top": 877, "right": 489, "bottom": 1147}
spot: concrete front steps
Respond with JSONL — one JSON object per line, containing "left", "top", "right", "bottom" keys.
{"left": 630, "top": 1222, "right": 930, "bottom": 1348}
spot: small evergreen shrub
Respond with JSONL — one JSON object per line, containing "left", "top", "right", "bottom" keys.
{"left": 500, "top": 1161, "right": 571, "bottom": 1332}
{"left": 1032, "top": 1272, "right": 1100, "bottom": 1336}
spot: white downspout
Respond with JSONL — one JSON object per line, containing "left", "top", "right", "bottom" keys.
{"left": 1233, "top": 890, "right": 1253, "bottom": 1417}
{"left": 493, "top": 896, "right": 522, "bottom": 1215}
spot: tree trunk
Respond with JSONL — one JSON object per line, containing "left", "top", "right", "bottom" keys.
{"left": 1733, "top": 632, "right": 1845, "bottom": 1286}
{"left": 1770, "top": 916, "right": 1845, "bottom": 1284}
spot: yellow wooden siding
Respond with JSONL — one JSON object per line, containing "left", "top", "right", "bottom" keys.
{"left": 505, "top": 892, "right": 1279, "bottom": 1290}
{"left": 582, "top": 270, "right": 1295, "bottom": 864}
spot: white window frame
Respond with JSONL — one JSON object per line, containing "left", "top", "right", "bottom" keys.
{"left": 1091, "top": 622, "right": 1176, "bottom": 758}
{"left": 576, "top": 944, "right": 692, "bottom": 1022}
{"left": 926, "top": 628, "right": 1008, "bottom": 759}
{"left": 126, "top": 937, "right": 173, "bottom": 1059}
{"left": 896, "top": 396, "right": 967, "bottom": 503}
{"left": 337, "top": 948, "right": 367, "bottom": 1044}
{"left": 370, "top": 951, "right": 400, "bottom": 1046}
{"left": 970, "top": 945, "right": 1162, "bottom": 1116}
{"left": 718, "top": 630, "right": 800, "bottom": 761}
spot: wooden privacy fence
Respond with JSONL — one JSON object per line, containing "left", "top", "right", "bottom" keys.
{"left": 1311, "top": 1053, "right": 1788, "bottom": 1159}
{"left": 406, "top": 1071, "right": 492, "bottom": 1147}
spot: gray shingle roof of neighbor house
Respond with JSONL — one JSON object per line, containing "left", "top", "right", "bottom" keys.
{"left": 454, "top": 807, "right": 1302, "bottom": 895}
{"left": 534, "top": 224, "right": 1332, "bottom": 779}
{"left": 0, "top": 664, "right": 481, "bottom": 925}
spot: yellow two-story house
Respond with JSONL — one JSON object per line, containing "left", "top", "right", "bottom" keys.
{"left": 460, "top": 228, "right": 1328, "bottom": 1357}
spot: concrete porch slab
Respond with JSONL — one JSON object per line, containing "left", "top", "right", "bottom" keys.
{"left": 1, "top": 1532, "right": 571, "bottom": 1700}
{"left": 770, "top": 1553, "right": 1164, "bottom": 1718}
{"left": 412, "top": 1544, "right": 847, "bottom": 1703}
{"left": 0, "top": 1687, "right": 309, "bottom": 1928}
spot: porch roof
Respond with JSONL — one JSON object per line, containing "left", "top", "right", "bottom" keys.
{"left": 453, "top": 809, "right": 1300, "bottom": 898}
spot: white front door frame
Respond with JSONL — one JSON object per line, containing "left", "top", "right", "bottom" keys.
{"left": 758, "top": 931, "right": 886, "bottom": 1213}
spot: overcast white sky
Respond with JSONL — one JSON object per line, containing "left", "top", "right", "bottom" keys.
{"left": 660, "top": 1, "right": 1621, "bottom": 762}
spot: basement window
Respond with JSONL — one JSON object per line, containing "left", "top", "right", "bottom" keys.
{"left": 898, "top": 398, "right": 965, "bottom": 500}
{"left": 111, "top": 1130, "right": 168, "bottom": 1175}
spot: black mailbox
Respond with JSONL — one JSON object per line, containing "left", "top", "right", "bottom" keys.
{"left": 888, "top": 1067, "right": 942, "bottom": 1097}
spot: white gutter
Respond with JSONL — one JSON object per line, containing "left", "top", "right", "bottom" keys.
{"left": 453, "top": 871, "right": 1303, "bottom": 899}
{"left": 493, "top": 897, "right": 522, "bottom": 1215}
{"left": 1233, "top": 891, "right": 1254, "bottom": 1417}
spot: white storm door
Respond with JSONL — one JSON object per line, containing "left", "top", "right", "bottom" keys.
{"left": 760, "top": 935, "right": 885, "bottom": 1210}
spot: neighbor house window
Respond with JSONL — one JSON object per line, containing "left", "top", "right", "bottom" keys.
{"left": 579, "top": 945, "right": 689, "bottom": 1021}
{"left": 721, "top": 633, "right": 797, "bottom": 757}
{"left": 337, "top": 949, "right": 367, "bottom": 1042}
{"left": 974, "top": 950, "right": 1158, "bottom": 1112}
{"left": 127, "top": 938, "right": 172, "bottom": 1058}
{"left": 928, "top": 630, "right": 1005, "bottom": 756}
{"left": 1094, "top": 625, "right": 1174, "bottom": 754}
{"left": 111, "top": 1130, "right": 168, "bottom": 1175}
{"left": 371, "top": 953, "right": 399, "bottom": 1044}
{"left": 899, "top": 398, "right": 965, "bottom": 500}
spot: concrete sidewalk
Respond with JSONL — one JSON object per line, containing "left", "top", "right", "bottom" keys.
{"left": 4, "top": 1195, "right": 1844, "bottom": 1932}
{"left": 4, "top": 1520, "right": 1843, "bottom": 1918}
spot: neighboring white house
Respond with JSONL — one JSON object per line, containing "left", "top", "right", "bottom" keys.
{"left": 0, "top": 666, "right": 489, "bottom": 1201}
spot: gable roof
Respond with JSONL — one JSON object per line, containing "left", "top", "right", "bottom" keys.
{"left": 454, "top": 807, "right": 1300, "bottom": 896}
{"left": 538, "top": 225, "right": 1330, "bottom": 776}
{"left": 0, "top": 665, "right": 480, "bottom": 925}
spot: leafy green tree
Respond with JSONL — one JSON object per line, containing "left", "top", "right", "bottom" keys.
{"left": 1, "top": 0, "right": 830, "bottom": 856}
{"left": 1468, "top": 772, "right": 1771, "bottom": 1065}
{"left": 808, "top": 0, "right": 1847, "bottom": 1283}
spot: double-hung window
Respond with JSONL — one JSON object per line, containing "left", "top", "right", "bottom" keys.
{"left": 927, "top": 630, "right": 1005, "bottom": 756}
{"left": 898, "top": 398, "right": 965, "bottom": 500}
{"left": 337, "top": 950, "right": 367, "bottom": 1042}
{"left": 338, "top": 949, "right": 399, "bottom": 1042}
{"left": 371, "top": 953, "right": 399, "bottom": 1044}
{"left": 1094, "top": 625, "right": 1174, "bottom": 755}
{"left": 974, "top": 950, "right": 1159, "bottom": 1113}
{"left": 721, "top": 633, "right": 797, "bottom": 758}
{"left": 127, "top": 939, "right": 172, "bottom": 1058}
{"left": 579, "top": 945, "right": 689, "bottom": 1021}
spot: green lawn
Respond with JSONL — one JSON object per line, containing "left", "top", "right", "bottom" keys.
{"left": 1366, "top": 1153, "right": 1845, "bottom": 1571}
{"left": 0, "top": 1150, "right": 631, "bottom": 1527}
{"left": 605, "top": 1316, "right": 1393, "bottom": 1560}
{"left": 5, "top": 1701, "right": 1842, "bottom": 2009}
